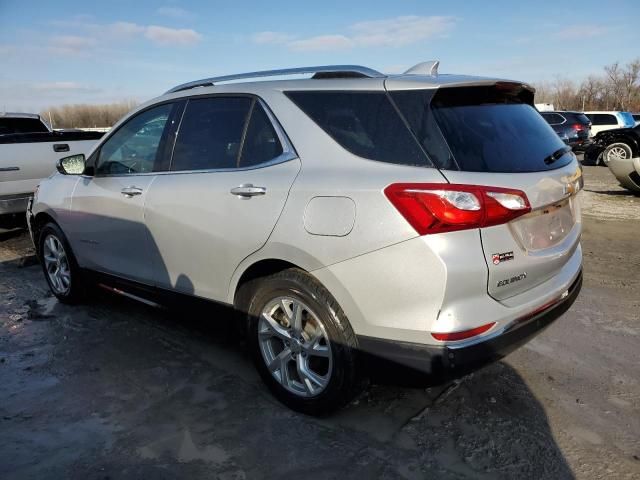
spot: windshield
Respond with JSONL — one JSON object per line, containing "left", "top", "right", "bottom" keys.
{"left": 392, "top": 86, "right": 572, "bottom": 173}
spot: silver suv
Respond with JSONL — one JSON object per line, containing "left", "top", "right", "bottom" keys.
{"left": 27, "top": 61, "right": 583, "bottom": 414}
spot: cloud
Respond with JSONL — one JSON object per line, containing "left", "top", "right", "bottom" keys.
{"left": 254, "top": 15, "right": 456, "bottom": 52}
{"left": 144, "top": 26, "right": 202, "bottom": 46}
{"left": 156, "top": 6, "right": 195, "bottom": 20}
{"left": 49, "top": 35, "right": 96, "bottom": 55}
{"left": 32, "top": 82, "right": 100, "bottom": 93}
{"left": 252, "top": 31, "right": 295, "bottom": 45}
{"left": 555, "top": 25, "right": 608, "bottom": 39}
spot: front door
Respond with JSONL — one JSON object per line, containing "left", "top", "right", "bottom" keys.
{"left": 144, "top": 96, "right": 300, "bottom": 301}
{"left": 67, "top": 102, "right": 179, "bottom": 283}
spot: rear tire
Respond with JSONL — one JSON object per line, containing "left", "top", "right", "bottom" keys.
{"left": 239, "top": 268, "right": 364, "bottom": 415}
{"left": 38, "top": 222, "right": 86, "bottom": 304}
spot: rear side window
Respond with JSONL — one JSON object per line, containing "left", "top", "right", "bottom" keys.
{"left": 172, "top": 97, "right": 252, "bottom": 171}
{"left": 239, "top": 103, "right": 283, "bottom": 168}
{"left": 0, "top": 117, "right": 49, "bottom": 135}
{"left": 393, "top": 86, "right": 570, "bottom": 173}
{"left": 591, "top": 114, "right": 617, "bottom": 126}
{"left": 541, "top": 113, "right": 564, "bottom": 125}
{"left": 285, "top": 91, "right": 430, "bottom": 167}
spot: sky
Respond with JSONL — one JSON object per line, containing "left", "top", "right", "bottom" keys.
{"left": 1, "top": 0, "right": 639, "bottom": 112}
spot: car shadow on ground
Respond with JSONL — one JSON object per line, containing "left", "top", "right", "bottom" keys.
{"left": 0, "top": 252, "right": 575, "bottom": 478}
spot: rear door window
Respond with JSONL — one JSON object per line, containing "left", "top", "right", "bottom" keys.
{"left": 171, "top": 97, "right": 252, "bottom": 171}
{"left": 592, "top": 114, "right": 617, "bottom": 126}
{"left": 392, "top": 86, "right": 571, "bottom": 173}
{"left": 238, "top": 103, "right": 284, "bottom": 168}
{"left": 285, "top": 91, "right": 430, "bottom": 167}
{"left": 0, "top": 117, "right": 49, "bottom": 135}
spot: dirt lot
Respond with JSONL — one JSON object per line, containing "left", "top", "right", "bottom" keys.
{"left": 1, "top": 166, "right": 639, "bottom": 479}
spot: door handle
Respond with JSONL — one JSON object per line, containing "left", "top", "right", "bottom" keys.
{"left": 230, "top": 184, "right": 267, "bottom": 198}
{"left": 0, "top": 166, "right": 19, "bottom": 172}
{"left": 53, "top": 144, "right": 70, "bottom": 152}
{"left": 121, "top": 186, "right": 143, "bottom": 197}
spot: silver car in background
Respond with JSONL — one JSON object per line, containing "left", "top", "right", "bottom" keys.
{"left": 27, "top": 61, "right": 583, "bottom": 414}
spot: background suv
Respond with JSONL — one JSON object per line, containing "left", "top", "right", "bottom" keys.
{"left": 28, "top": 62, "right": 583, "bottom": 414}
{"left": 584, "top": 111, "right": 636, "bottom": 135}
{"left": 540, "top": 111, "right": 592, "bottom": 151}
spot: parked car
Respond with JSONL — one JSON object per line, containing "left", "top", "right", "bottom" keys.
{"left": 584, "top": 111, "right": 636, "bottom": 135}
{"left": 540, "top": 111, "right": 592, "bottom": 151}
{"left": 0, "top": 113, "right": 104, "bottom": 228}
{"left": 27, "top": 62, "right": 583, "bottom": 414}
{"left": 584, "top": 124, "right": 640, "bottom": 192}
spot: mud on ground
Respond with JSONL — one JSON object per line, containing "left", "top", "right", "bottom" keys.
{"left": 0, "top": 166, "right": 638, "bottom": 479}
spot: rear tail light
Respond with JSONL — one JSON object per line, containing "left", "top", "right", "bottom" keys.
{"left": 431, "top": 322, "right": 496, "bottom": 341}
{"left": 384, "top": 183, "right": 531, "bottom": 235}
{"left": 572, "top": 123, "right": 585, "bottom": 131}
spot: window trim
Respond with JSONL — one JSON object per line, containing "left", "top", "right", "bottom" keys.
{"left": 88, "top": 99, "right": 182, "bottom": 178}
{"left": 166, "top": 93, "right": 297, "bottom": 175}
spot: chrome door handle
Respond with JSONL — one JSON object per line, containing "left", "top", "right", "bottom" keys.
{"left": 121, "top": 186, "right": 143, "bottom": 197}
{"left": 230, "top": 184, "right": 267, "bottom": 198}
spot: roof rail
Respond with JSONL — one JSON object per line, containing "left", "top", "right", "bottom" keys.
{"left": 165, "top": 65, "right": 385, "bottom": 94}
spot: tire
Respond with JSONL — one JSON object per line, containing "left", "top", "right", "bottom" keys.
{"left": 603, "top": 142, "right": 633, "bottom": 165}
{"left": 38, "top": 222, "right": 86, "bottom": 304}
{"left": 239, "top": 268, "right": 364, "bottom": 415}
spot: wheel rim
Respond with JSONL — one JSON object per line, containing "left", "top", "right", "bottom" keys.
{"left": 43, "top": 234, "right": 71, "bottom": 294}
{"left": 258, "top": 296, "right": 333, "bottom": 397}
{"left": 607, "top": 145, "right": 629, "bottom": 162}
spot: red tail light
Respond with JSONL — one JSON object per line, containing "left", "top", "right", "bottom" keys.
{"left": 431, "top": 322, "right": 496, "bottom": 341}
{"left": 572, "top": 123, "right": 585, "bottom": 131}
{"left": 384, "top": 183, "right": 531, "bottom": 235}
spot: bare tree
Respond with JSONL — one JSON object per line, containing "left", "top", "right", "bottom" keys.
{"left": 41, "top": 100, "right": 138, "bottom": 129}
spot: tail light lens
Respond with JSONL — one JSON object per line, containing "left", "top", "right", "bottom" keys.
{"left": 431, "top": 322, "right": 496, "bottom": 341}
{"left": 572, "top": 123, "right": 585, "bottom": 131}
{"left": 384, "top": 183, "right": 531, "bottom": 234}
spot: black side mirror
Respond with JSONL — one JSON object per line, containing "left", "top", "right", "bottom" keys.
{"left": 56, "top": 154, "right": 86, "bottom": 175}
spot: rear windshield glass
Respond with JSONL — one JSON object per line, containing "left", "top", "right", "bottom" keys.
{"left": 392, "top": 86, "right": 572, "bottom": 172}
{"left": 0, "top": 117, "right": 49, "bottom": 135}
{"left": 574, "top": 113, "right": 591, "bottom": 125}
{"left": 284, "top": 91, "right": 430, "bottom": 167}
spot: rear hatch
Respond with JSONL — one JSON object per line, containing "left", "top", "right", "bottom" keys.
{"left": 387, "top": 82, "right": 582, "bottom": 301}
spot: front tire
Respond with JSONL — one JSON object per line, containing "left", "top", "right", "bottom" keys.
{"left": 38, "top": 222, "right": 86, "bottom": 304}
{"left": 241, "top": 269, "right": 364, "bottom": 415}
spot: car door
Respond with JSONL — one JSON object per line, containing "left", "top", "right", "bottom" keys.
{"left": 66, "top": 102, "right": 180, "bottom": 283}
{"left": 144, "top": 95, "right": 300, "bottom": 301}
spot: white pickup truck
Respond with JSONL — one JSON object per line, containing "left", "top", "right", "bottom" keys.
{"left": 0, "top": 113, "right": 104, "bottom": 227}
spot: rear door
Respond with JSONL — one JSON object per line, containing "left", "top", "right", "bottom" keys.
{"left": 144, "top": 95, "right": 300, "bottom": 302}
{"left": 389, "top": 84, "right": 582, "bottom": 301}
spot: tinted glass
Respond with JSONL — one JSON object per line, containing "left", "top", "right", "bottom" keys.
{"left": 239, "top": 103, "right": 283, "bottom": 168}
{"left": 285, "top": 91, "right": 430, "bottom": 167}
{"left": 541, "top": 113, "right": 563, "bottom": 124}
{"left": 0, "top": 117, "right": 49, "bottom": 135}
{"left": 394, "top": 86, "right": 570, "bottom": 173}
{"left": 592, "top": 114, "right": 617, "bottom": 125}
{"left": 172, "top": 97, "right": 252, "bottom": 171}
{"left": 633, "top": 114, "right": 640, "bottom": 122}
{"left": 96, "top": 104, "right": 172, "bottom": 175}
{"left": 572, "top": 113, "right": 591, "bottom": 125}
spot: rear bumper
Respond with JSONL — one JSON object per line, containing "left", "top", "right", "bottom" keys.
{"left": 357, "top": 270, "right": 582, "bottom": 381}
{"left": 0, "top": 194, "right": 31, "bottom": 215}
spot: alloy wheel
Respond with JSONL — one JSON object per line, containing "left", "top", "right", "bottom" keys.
{"left": 258, "top": 296, "right": 332, "bottom": 397}
{"left": 606, "top": 145, "right": 630, "bottom": 162}
{"left": 43, "top": 234, "right": 71, "bottom": 294}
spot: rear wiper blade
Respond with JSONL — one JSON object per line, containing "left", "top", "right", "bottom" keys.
{"left": 544, "top": 146, "right": 572, "bottom": 165}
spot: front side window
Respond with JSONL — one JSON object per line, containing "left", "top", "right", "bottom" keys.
{"left": 96, "top": 104, "right": 173, "bottom": 175}
{"left": 171, "top": 97, "right": 252, "bottom": 171}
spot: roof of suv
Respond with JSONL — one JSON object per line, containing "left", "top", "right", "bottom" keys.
{"left": 0, "top": 112, "right": 41, "bottom": 119}
{"left": 162, "top": 62, "right": 532, "bottom": 98}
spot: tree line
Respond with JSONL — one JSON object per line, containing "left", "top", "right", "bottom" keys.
{"left": 41, "top": 100, "right": 138, "bottom": 129}
{"left": 534, "top": 58, "right": 640, "bottom": 112}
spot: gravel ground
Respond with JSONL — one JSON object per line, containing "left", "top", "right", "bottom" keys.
{"left": 0, "top": 165, "right": 639, "bottom": 479}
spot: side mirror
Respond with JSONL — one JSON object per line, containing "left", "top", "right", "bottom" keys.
{"left": 56, "top": 154, "right": 86, "bottom": 175}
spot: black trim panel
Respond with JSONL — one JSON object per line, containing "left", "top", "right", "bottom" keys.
{"left": 0, "top": 130, "right": 104, "bottom": 145}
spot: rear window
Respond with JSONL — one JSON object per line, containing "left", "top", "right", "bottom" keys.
{"left": 284, "top": 91, "right": 430, "bottom": 167}
{"left": 0, "top": 117, "right": 49, "bottom": 135}
{"left": 392, "top": 86, "right": 571, "bottom": 173}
